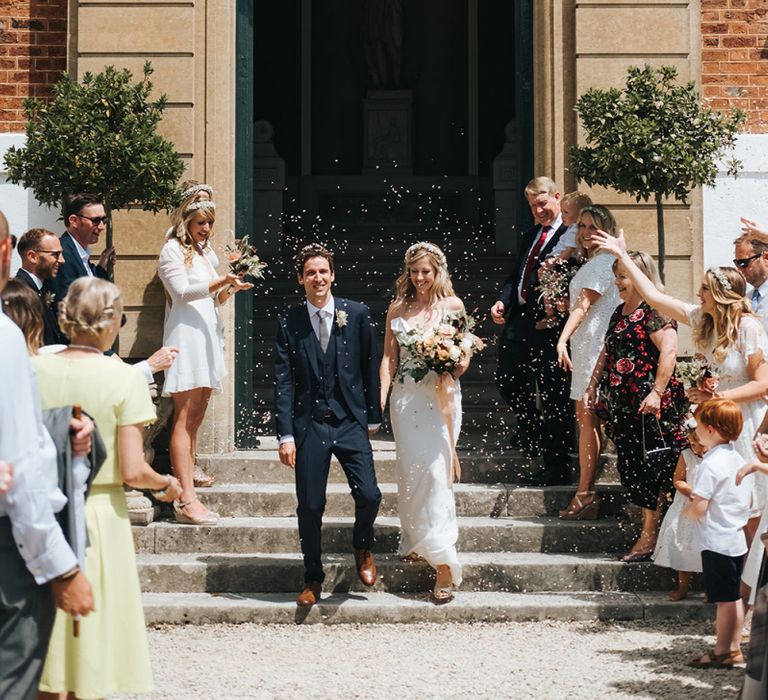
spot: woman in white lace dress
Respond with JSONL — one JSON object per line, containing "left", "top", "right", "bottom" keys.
{"left": 380, "top": 242, "right": 472, "bottom": 604}
{"left": 158, "top": 199, "right": 252, "bottom": 525}
{"left": 556, "top": 205, "right": 620, "bottom": 519}
{"left": 595, "top": 231, "right": 768, "bottom": 599}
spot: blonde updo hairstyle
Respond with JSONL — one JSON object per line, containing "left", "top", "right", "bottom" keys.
{"left": 693, "top": 266, "right": 752, "bottom": 363}
{"left": 394, "top": 242, "right": 454, "bottom": 305}
{"left": 59, "top": 277, "right": 123, "bottom": 343}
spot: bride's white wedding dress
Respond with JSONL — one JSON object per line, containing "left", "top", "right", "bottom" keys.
{"left": 390, "top": 316, "right": 463, "bottom": 586}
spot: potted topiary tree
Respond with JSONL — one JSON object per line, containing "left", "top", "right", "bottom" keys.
{"left": 4, "top": 61, "right": 184, "bottom": 271}
{"left": 570, "top": 64, "right": 745, "bottom": 282}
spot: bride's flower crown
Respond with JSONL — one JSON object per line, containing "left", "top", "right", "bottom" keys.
{"left": 708, "top": 267, "right": 732, "bottom": 292}
{"left": 181, "top": 183, "right": 213, "bottom": 200}
{"left": 406, "top": 241, "right": 447, "bottom": 267}
{"left": 184, "top": 200, "right": 216, "bottom": 215}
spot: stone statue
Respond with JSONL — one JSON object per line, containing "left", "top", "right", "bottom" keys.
{"left": 364, "top": 0, "right": 403, "bottom": 90}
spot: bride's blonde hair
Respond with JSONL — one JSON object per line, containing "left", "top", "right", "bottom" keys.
{"left": 393, "top": 242, "right": 454, "bottom": 305}
{"left": 693, "top": 266, "right": 753, "bottom": 363}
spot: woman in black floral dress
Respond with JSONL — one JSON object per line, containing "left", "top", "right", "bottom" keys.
{"left": 585, "top": 252, "right": 688, "bottom": 562}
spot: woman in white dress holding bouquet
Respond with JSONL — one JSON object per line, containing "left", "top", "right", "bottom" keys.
{"left": 380, "top": 242, "right": 484, "bottom": 603}
{"left": 158, "top": 197, "right": 253, "bottom": 525}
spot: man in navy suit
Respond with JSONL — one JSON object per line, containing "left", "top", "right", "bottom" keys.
{"left": 15, "top": 228, "right": 67, "bottom": 346}
{"left": 491, "top": 176, "right": 574, "bottom": 486}
{"left": 274, "top": 244, "right": 382, "bottom": 607}
{"left": 49, "top": 193, "right": 114, "bottom": 309}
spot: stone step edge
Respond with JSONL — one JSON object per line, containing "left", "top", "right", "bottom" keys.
{"left": 196, "top": 483, "right": 626, "bottom": 494}
{"left": 142, "top": 591, "right": 713, "bottom": 626}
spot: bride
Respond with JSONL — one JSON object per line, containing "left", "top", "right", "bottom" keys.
{"left": 380, "top": 242, "right": 470, "bottom": 604}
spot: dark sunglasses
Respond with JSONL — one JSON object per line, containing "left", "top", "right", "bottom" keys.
{"left": 34, "top": 249, "right": 64, "bottom": 259}
{"left": 76, "top": 213, "right": 110, "bottom": 226}
{"left": 733, "top": 253, "right": 762, "bottom": 269}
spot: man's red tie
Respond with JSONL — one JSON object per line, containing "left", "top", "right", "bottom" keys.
{"left": 520, "top": 226, "right": 550, "bottom": 302}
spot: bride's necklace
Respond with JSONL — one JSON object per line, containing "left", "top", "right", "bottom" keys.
{"left": 66, "top": 344, "right": 102, "bottom": 354}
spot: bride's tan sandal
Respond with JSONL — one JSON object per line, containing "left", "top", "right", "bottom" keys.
{"left": 558, "top": 491, "right": 601, "bottom": 520}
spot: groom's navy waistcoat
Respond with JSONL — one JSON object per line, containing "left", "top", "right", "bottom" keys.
{"left": 311, "top": 331, "right": 351, "bottom": 422}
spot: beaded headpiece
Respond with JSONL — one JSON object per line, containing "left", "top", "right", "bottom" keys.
{"left": 181, "top": 183, "right": 213, "bottom": 200}
{"left": 405, "top": 241, "right": 447, "bottom": 268}
{"left": 184, "top": 200, "right": 216, "bottom": 215}
{"left": 708, "top": 267, "right": 732, "bottom": 292}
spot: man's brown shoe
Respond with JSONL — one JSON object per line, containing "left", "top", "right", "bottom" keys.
{"left": 296, "top": 582, "right": 322, "bottom": 607}
{"left": 354, "top": 549, "right": 377, "bottom": 587}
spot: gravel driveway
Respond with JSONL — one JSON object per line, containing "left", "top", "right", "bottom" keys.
{"left": 116, "top": 620, "right": 745, "bottom": 699}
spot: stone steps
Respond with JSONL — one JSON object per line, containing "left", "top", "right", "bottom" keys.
{"left": 195, "top": 483, "right": 629, "bottom": 518}
{"left": 196, "top": 449, "right": 617, "bottom": 484}
{"left": 133, "top": 515, "right": 639, "bottom": 555}
{"left": 136, "top": 551, "right": 681, "bottom": 594}
{"left": 142, "top": 590, "right": 713, "bottom": 626}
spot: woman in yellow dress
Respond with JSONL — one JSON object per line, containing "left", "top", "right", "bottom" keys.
{"left": 36, "top": 278, "right": 181, "bottom": 699}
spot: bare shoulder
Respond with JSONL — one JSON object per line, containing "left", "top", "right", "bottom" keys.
{"left": 443, "top": 296, "right": 465, "bottom": 313}
{"left": 386, "top": 299, "right": 404, "bottom": 320}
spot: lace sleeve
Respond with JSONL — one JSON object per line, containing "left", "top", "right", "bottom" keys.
{"left": 684, "top": 303, "right": 701, "bottom": 327}
{"left": 739, "top": 316, "right": 768, "bottom": 360}
{"left": 581, "top": 254, "right": 616, "bottom": 296}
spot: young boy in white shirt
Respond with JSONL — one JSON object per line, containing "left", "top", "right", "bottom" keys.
{"left": 684, "top": 398, "right": 753, "bottom": 669}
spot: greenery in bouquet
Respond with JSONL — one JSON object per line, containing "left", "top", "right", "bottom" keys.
{"left": 537, "top": 259, "right": 577, "bottom": 312}
{"left": 395, "top": 311, "right": 485, "bottom": 383}
{"left": 225, "top": 235, "right": 267, "bottom": 280}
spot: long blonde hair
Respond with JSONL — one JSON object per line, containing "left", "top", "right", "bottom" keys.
{"left": 693, "top": 267, "right": 752, "bottom": 363}
{"left": 171, "top": 204, "right": 216, "bottom": 267}
{"left": 0, "top": 279, "right": 44, "bottom": 353}
{"left": 393, "top": 242, "right": 454, "bottom": 305}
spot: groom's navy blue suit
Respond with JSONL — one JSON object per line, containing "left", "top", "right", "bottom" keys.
{"left": 274, "top": 297, "right": 382, "bottom": 584}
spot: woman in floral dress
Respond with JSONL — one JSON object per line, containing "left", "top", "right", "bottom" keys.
{"left": 585, "top": 252, "right": 688, "bottom": 561}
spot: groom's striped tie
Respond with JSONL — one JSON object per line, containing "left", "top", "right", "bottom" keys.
{"left": 316, "top": 310, "right": 329, "bottom": 352}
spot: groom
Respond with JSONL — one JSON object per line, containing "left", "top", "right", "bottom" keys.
{"left": 274, "top": 244, "right": 382, "bottom": 607}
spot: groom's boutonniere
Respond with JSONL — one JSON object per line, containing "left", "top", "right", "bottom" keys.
{"left": 44, "top": 291, "right": 56, "bottom": 307}
{"left": 335, "top": 309, "right": 348, "bottom": 328}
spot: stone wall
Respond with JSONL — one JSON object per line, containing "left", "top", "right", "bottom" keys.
{"left": 0, "top": 0, "right": 67, "bottom": 132}
{"left": 702, "top": 0, "right": 768, "bottom": 132}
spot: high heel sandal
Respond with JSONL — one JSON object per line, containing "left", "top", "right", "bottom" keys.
{"left": 430, "top": 580, "right": 455, "bottom": 605}
{"left": 193, "top": 467, "right": 215, "bottom": 488}
{"left": 558, "top": 491, "right": 601, "bottom": 520}
{"left": 174, "top": 496, "right": 219, "bottom": 525}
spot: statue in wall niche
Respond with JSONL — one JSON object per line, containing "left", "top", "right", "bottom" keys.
{"left": 364, "top": 0, "right": 403, "bottom": 90}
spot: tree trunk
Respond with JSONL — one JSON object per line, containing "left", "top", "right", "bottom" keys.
{"left": 655, "top": 192, "right": 665, "bottom": 284}
{"left": 104, "top": 195, "right": 114, "bottom": 282}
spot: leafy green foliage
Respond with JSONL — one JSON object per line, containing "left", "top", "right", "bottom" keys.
{"left": 570, "top": 65, "right": 745, "bottom": 203}
{"left": 4, "top": 62, "right": 184, "bottom": 219}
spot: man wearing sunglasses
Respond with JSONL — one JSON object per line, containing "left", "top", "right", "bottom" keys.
{"left": 15, "top": 228, "right": 68, "bottom": 345}
{"left": 50, "top": 193, "right": 115, "bottom": 309}
{"left": 733, "top": 230, "right": 768, "bottom": 334}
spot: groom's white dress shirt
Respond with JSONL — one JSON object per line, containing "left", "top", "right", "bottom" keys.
{"left": 750, "top": 279, "right": 768, "bottom": 336}
{"left": 0, "top": 306, "right": 77, "bottom": 583}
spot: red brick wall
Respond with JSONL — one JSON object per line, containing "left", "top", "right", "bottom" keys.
{"left": 702, "top": 0, "right": 768, "bottom": 132}
{"left": 0, "top": 0, "right": 67, "bottom": 132}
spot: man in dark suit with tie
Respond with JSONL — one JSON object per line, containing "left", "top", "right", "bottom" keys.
{"left": 15, "top": 228, "right": 68, "bottom": 346}
{"left": 274, "top": 244, "right": 382, "bottom": 607}
{"left": 491, "top": 176, "right": 574, "bottom": 485}
{"left": 49, "top": 193, "right": 115, "bottom": 309}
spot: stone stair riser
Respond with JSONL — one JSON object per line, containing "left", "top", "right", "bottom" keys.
{"left": 133, "top": 520, "right": 639, "bottom": 555}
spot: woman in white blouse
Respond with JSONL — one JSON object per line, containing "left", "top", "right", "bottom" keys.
{"left": 158, "top": 199, "right": 252, "bottom": 525}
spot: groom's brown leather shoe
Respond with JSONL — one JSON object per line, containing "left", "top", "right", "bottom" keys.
{"left": 354, "top": 549, "right": 377, "bottom": 587}
{"left": 296, "top": 582, "right": 322, "bottom": 607}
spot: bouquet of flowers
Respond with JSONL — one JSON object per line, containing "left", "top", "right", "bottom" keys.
{"left": 396, "top": 311, "right": 486, "bottom": 383}
{"left": 535, "top": 258, "right": 577, "bottom": 330}
{"left": 675, "top": 353, "right": 718, "bottom": 390}
{"left": 225, "top": 235, "right": 267, "bottom": 280}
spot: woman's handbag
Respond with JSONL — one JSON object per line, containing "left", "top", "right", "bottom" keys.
{"left": 641, "top": 414, "right": 676, "bottom": 483}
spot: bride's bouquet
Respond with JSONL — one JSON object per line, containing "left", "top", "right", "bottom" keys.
{"left": 675, "top": 353, "right": 718, "bottom": 390}
{"left": 225, "top": 235, "right": 267, "bottom": 280}
{"left": 396, "top": 311, "right": 485, "bottom": 383}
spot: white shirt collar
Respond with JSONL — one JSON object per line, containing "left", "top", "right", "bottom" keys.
{"left": 755, "top": 279, "right": 768, "bottom": 299}
{"left": 68, "top": 232, "right": 92, "bottom": 260}
{"left": 306, "top": 297, "right": 335, "bottom": 318}
{"left": 22, "top": 268, "right": 43, "bottom": 290}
